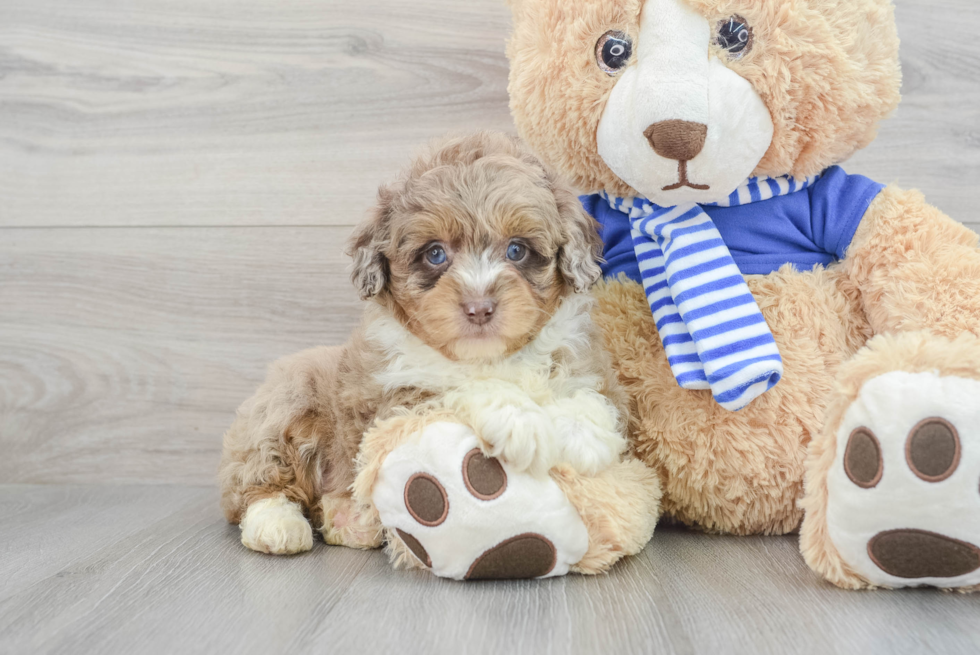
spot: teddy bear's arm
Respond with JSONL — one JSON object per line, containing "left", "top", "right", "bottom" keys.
{"left": 842, "top": 185, "right": 980, "bottom": 337}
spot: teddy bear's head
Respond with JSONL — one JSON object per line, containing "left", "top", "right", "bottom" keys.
{"left": 507, "top": 0, "right": 901, "bottom": 205}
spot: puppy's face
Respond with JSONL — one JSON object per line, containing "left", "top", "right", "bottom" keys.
{"left": 349, "top": 133, "right": 601, "bottom": 362}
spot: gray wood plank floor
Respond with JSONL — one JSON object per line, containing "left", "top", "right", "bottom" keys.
{"left": 2, "top": 485, "right": 978, "bottom": 655}
{"left": 2, "top": 0, "right": 980, "bottom": 652}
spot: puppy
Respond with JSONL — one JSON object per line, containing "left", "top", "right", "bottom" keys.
{"left": 219, "top": 132, "right": 628, "bottom": 555}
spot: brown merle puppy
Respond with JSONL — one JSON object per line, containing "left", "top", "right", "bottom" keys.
{"left": 218, "top": 132, "right": 628, "bottom": 555}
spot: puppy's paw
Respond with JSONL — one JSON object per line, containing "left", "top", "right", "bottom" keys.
{"left": 476, "top": 403, "right": 557, "bottom": 476}
{"left": 321, "top": 495, "right": 383, "bottom": 549}
{"left": 552, "top": 418, "right": 622, "bottom": 476}
{"left": 548, "top": 392, "right": 628, "bottom": 476}
{"left": 443, "top": 382, "right": 559, "bottom": 475}
{"left": 240, "top": 494, "right": 314, "bottom": 555}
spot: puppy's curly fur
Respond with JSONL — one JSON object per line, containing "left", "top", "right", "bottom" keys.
{"left": 218, "top": 132, "right": 629, "bottom": 555}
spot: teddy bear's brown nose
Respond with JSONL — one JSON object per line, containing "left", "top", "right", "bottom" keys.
{"left": 644, "top": 120, "right": 708, "bottom": 161}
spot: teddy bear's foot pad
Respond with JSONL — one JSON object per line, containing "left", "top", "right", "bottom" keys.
{"left": 868, "top": 529, "right": 980, "bottom": 579}
{"left": 465, "top": 533, "right": 557, "bottom": 580}
{"left": 828, "top": 371, "right": 980, "bottom": 588}
{"left": 372, "top": 422, "right": 589, "bottom": 580}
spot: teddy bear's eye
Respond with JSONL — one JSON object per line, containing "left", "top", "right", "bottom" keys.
{"left": 716, "top": 15, "right": 752, "bottom": 59}
{"left": 595, "top": 31, "right": 632, "bottom": 75}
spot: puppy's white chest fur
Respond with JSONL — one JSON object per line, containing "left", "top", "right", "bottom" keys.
{"left": 365, "top": 294, "right": 626, "bottom": 476}
{"left": 366, "top": 294, "right": 599, "bottom": 399}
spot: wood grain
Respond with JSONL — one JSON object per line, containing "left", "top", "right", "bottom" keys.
{"left": 0, "top": 0, "right": 513, "bottom": 227}
{"left": 1, "top": 485, "right": 978, "bottom": 655}
{"left": 847, "top": 0, "right": 980, "bottom": 224}
{"left": 0, "top": 0, "right": 978, "bottom": 483}
{"left": 1, "top": 1, "right": 979, "bottom": 651}
{"left": 1, "top": 0, "right": 979, "bottom": 486}
{"left": 0, "top": 0, "right": 977, "bottom": 227}
{"left": 0, "top": 226, "right": 362, "bottom": 484}
{"left": 0, "top": 484, "right": 208, "bottom": 603}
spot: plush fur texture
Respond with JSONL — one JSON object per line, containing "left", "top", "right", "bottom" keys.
{"left": 589, "top": 187, "right": 980, "bottom": 547}
{"left": 219, "top": 132, "right": 644, "bottom": 560}
{"left": 552, "top": 457, "right": 662, "bottom": 574}
{"left": 800, "top": 332, "right": 980, "bottom": 590}
{"left": 508, "top": 0, "right": 980, "bottom": 589}
{"left": 843, "top": 186, "right": 980, "bottom": 338}
{"left": 508, "top": 0, "right": 901, "bottom": 197}
{"left": 352, "top": 408, "right": 661, "bottom": 574}
{"left": 592, "top": 263, "right": 870, "bottom": 534}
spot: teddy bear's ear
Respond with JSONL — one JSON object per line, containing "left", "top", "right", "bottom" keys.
{"left": 347, "top": 186, "right": 394, "bottom": 301}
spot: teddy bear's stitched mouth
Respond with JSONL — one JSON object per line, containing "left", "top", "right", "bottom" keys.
{"left": 661, "top": 160, "right": 711, "bottom": 192}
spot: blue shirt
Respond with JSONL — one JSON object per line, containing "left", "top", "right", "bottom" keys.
{"left": 582, "top": 166, "right": 884, "bottom": 281}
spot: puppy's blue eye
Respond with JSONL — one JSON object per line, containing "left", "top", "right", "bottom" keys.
{"left": 506, "top": 242, "right": 527, "bottom": 262}
{"left": 425, "top": 245, "right": 447, "bottom": 266}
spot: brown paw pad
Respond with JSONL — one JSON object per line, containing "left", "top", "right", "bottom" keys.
{"left": 844, "top": 427, "right": 883, "bottom": 489}
{"left": 462, "top": 449, "right": 507, "bottom": 500}
{"left": 868, "top": 529, "right": 980, "bottom": 579}
{"left": 906, "top": 418, "right": 961, "bottom": 483}
{"left": 404, "top": 473, "right": 448, "bottom": 527}
{"left": 465, "top": 533, "right": 557, "bottom": 580}
{"left": 396, "top": 529, "right": 431, "bottom": 567}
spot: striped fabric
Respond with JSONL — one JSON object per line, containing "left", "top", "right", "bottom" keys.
{"left": 602, "top": 174, "right": 820, "bottom": 411}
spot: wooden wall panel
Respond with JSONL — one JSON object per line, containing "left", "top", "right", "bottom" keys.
{"left": 0, "top": 227, "right": 361, "bottom": 483}
{"left": 0, "top": 0, "right": 977, "bottom": 484}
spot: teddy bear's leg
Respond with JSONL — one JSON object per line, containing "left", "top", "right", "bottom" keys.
{"left": 800, "top": 332, "right": 980, "bottom": 590}
{"left": 550, "top": 458, "right": 661, "bottom": 575}
{"left": 353, "top": 411, "right": 660, "bottom": 579}
{"left": 801, "top": 187, "right": 980, "bottom": 589}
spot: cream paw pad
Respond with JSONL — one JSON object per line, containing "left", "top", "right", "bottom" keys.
{"left": 827, "top": 371, "right": 980, "bottom": 588}
{"left": 371, "top": 422, "right": 589, "bottom": 580}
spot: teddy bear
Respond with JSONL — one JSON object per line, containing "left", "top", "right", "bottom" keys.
{"left": 506, "top": 0, "right": 980, "bottom": 590}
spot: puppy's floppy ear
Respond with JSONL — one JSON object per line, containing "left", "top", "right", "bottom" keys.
{"left": 549, "top": 173, "right": 603, "bottom": 293}
{"left": 347, "top": 186, "right": 394, "bottom": 300}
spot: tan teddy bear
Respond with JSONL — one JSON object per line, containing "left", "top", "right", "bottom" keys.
{"left": 508, "top": 0, "right": 980, "bottom": 590}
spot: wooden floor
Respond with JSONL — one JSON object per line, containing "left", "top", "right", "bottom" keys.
{"left": 1, "top": 0, "right": 979, "bottom": 652}
{"left": 3, "top": 485, "right": 980, "bottom": 655}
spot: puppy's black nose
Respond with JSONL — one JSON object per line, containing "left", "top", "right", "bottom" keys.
{"left": 463, "top": 299, "right": 497, "bottom": 326}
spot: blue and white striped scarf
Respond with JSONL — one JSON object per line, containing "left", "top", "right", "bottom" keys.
{"left": 601, "top": 174, "right": 819, "bottom": 411}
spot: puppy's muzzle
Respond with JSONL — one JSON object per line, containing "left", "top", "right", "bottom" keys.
{"left": 463, "top": 299, "right": 497, "bottom": 326}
